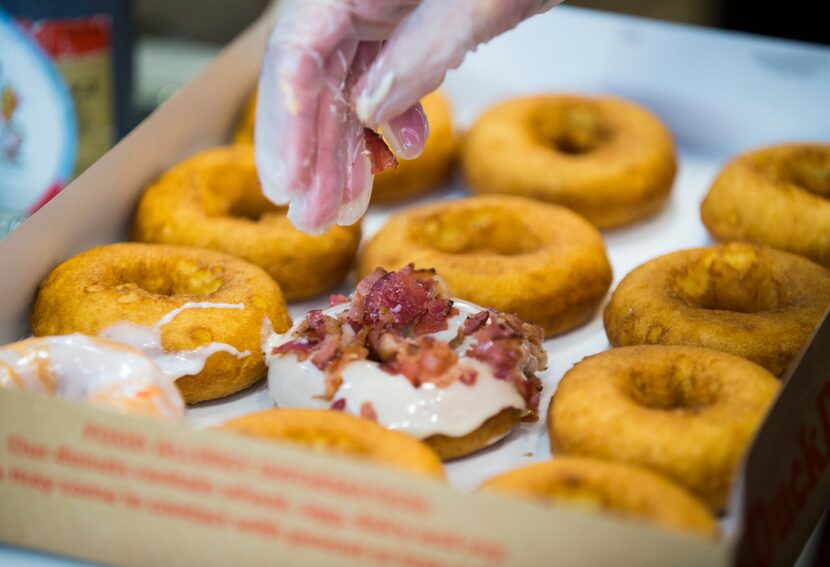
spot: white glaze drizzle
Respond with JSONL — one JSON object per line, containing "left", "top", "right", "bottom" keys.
{"left": 0, "top": 335, "right": 185, "bottom": 419}
{"left": 101, "top": 302, "right": 251, "bottom": 381}
{"left": 266, "top": 300, "right": 528, "bottom": 439}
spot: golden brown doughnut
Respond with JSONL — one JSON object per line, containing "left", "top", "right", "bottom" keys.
{"left": 218, "top": 408, "right": 445, "bottom": 480}
{"left": 701, "top": 144, "right": 830, "bottom": 268}
{"left": 31, "top": 243, "right": 291, "bottom": 404}
{"left": 479, "top": 457, "right": 717, "bottom": 537}
{"left": 461, "top": 94, "right": 677, "bottom": 228}
{"left": 372, "top": 92, "right": 457, "bottom": 202}
{"left": 548, "top": 346, "right": 779, "bottom": 511}
{"left": 604, "top": 242, "right": 830, "bottom": 375}
{"left": 132, "top": 146, "right": 361, "bottom": 301}
{"left": 358, "top": 195, "right": 613, "bottom": 336}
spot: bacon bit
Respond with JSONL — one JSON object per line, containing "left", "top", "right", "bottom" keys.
{"left": 463, "top": 311, "right": 490, "bottom": 335}
{"left": 272, "top": 338, "right": 313, "bottom": 356}
{"left": 381, "top": 336, "right": 459, "bottom": 388}
{"left": 330, "top": 399, "right": 346, "bottom": 411}
{"left": 459, "top": 367, "right": 478, "bottom": 386}
{"left": 360, "top": 401, "right": 378, "bottom": 421}
{"left": 328, "top": 293, "right": 349, "bottom": 307}
{"left": 309, "top": 334, "right": 341, "bottom": 370}
{"left": 349, "top": 264, "right": 454, "bottom": 334}
{"left": 271, "top": 265, "right": 546, "bottom": 409}
{"left": 412, "top": 299, "right": 454, "bottom": 335}
{"left": 364, "top": 128, "right": 397, "bottom": 174}
{"left": 315, "top": 374, "right": 343, "bottom": 402}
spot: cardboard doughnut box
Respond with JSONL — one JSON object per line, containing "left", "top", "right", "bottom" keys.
{"left": 1, "top": 7, "right": 829, "bottom": 567}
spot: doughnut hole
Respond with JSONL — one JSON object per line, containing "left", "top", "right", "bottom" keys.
{"left": 195, "top": 163, "right": 282, "bottom": 221}
{"left": 104, "top": 257, "right": 224, "bottom": 297}
{"left": 533, "top": 101, "right": 610, "bottom": 155}
{"left": 414, "top": 207, "right": 542, "bottom": 256}
{"left": 670, "top": 246, "right": 786, "bottom": 313}
{"left": 623, "top": 358, "right": 720, "bottom": 413}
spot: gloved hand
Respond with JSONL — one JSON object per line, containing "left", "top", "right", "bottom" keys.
{"left": 256, "top": 0, "right": 561, "bottom": 234}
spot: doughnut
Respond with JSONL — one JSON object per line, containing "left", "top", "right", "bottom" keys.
{"left": 701, "top": 144, "right": 830, "bottom": 268}
{"left": 479, "top": 457, "right": 717, "bottom": 537}
{"left": 233, "top": 90, "right": 257, "bottom": 145}
{"left": 234, "top": 91, "right": 456, "bottom": 203}
{"left": 218, "top": 408, "right": 445, "bottom": 480}
{"left": 31, "top": 243, "right": 291, "bottom": 404}
{"left": 265, "top": 265, "right": 547, "bottom": 460}
{"left": 0, "top": 335, "right": 185, "bottom": 419}
{"left": 604, "top": 242, "right": 830, "bottom": 376}
{"left": 461, "top": 94, "right": 677, "bottom": 228}
{"left": 372, "top": 92, "right": 457, "bottom": 202}
{"left": 358, "top": 195, "right": 612, "bottom": 337}
{"left": 548, "top": 346, "right": 779, "bottom": 510}
{"left": 132, "top": 146, "right": 361, "bottom": 301}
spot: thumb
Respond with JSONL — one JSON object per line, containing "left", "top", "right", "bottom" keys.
{"left": 354, "top": 0, "right": 560, "bottom": 127}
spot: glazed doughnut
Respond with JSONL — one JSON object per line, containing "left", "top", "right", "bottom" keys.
{"left": 461, "top": 94, "right": 677, "bottom": 228}
{"left": 0, "top": 335, "right": 185, "bottom": 419}
{"left": 31, "top": 243, "right": 291, "bottom": 404}
{"left": 701, "top": 144, "right": 830, "bottom": 268}
{"left": 266, "top": 265, "right": 547, "bottom": 460}
{"left": 548, "top": 346, "right": 779, "bottom": 510}
{"left": 358, "top": 195, "right": 612, "bottom": 337}
{"left": 132, "top": 146, "right": 361, "bottom": 301}
{"left": 372, "top": 92, "right": 457, "bottom": 202}
{"left": 604, "top": 242, "right": 830, "bottom": 376}
{"left": 479, "top": 457, "right": 717, "bottom": 537}
{"left": 218, "top": 408, "right": 445, "bottom": 480}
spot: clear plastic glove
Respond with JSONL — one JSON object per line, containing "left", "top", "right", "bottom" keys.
{"left": 256, "top": 0, "right": 561, "bottom": 234}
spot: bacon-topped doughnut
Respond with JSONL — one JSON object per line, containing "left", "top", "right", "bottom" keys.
{"left": 266, "top": 265, "right": 547, "bottom": 459}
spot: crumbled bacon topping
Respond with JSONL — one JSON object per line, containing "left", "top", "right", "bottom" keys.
{"left": 462, "top": 310, "right": 546, "bottom": 417}
{"left": 364, "top": 128, "right": 397, "bottom": 174}
{"left": 379, "top": 335, "right": 460, "bottom": 388}
{"left": 463, "top": 311, "right": 490, "bottom": 335}
{"left": 271, "top": 266, "right": 547, "bottom": 417}
{"left": 328, "top": 293, "right": 349, "bottom": 307}
{"left": 347, "top": 264, "right": 454, "bottom": 335}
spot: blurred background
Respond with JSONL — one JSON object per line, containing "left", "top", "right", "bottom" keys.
{"left": 0, "top": 0, "right": 825, "bottom": 236}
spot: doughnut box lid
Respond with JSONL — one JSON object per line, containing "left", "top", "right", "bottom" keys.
{"left": 1, "top": 6, "right": 829, "bottom": 567}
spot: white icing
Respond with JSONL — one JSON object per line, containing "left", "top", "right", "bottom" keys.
{"left": 266, "top": 300, "right": 527, "bottom": 439}
{"left": 101, "top": 301, "right": 250, "bottom": 381}
{"left": 0, "top": 335, "right": 185, "bottom": 419}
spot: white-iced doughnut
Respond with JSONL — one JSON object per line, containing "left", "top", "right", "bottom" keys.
{"left": 265, "top": 265, "right": 547, "bottom": 459}
{"left": 0, "top": 335, "right": 185, "bottom": 419}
